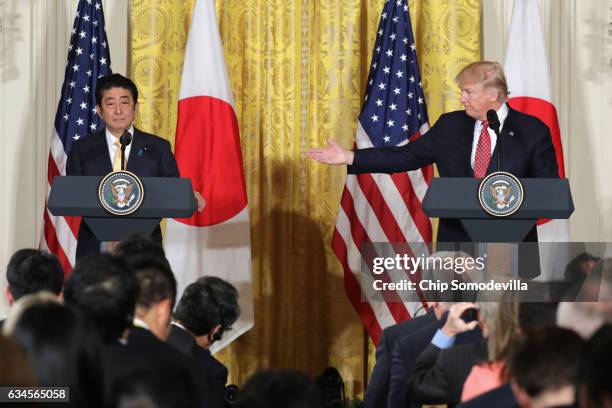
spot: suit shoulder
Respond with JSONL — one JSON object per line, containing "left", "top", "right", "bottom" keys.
{"left": 508, "top": 109, "right": 549, "bottom": 132}
{"left": 135, "top": 128, "right": 172, "bottom": 147}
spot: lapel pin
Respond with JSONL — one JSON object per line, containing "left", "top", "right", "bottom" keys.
{"left": 509, "top": 131, "right": 514, "bottom": 136}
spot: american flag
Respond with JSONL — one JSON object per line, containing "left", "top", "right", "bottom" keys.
{"left": 41, "top": 0, "right": 111, "bottom": 272}
{"left": 331, "top": 0, "right": 432, "bottom": 345}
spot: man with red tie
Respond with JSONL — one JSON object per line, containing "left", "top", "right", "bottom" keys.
{"left": 309, "top": 61, "right": 558, "bottom": 243}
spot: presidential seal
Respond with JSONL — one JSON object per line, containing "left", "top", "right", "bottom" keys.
{"left": 98, "top": 171, "right": 145, "bottom": 216}
{"left": 478, "top": 172, "right": 524, "bottom": 217}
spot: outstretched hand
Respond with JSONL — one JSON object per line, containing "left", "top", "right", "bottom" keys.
{"left": 308, "top": 139, "right": 355, "bottom": 165}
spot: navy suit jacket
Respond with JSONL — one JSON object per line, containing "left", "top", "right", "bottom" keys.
{"left": 66, "top": 127, "right": 179, "bottom": 258}
{"left": 349, "top": 108, "right": 559, "bottom": 242}
{"left": 364, "top": 311, "right": 436, "bottom": 408}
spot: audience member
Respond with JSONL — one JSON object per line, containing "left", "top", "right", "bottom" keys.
{"left": 4, "top": 249, "right": 63, "bottom": 307}
{"left": 461, "top": 291, "right": 519, "bottom": 402}
{"left": 408, "top": 299, "right": 495, "bottom": 406}
{"left": 564, "top": 252, "right": 601, "bottom": 285}
{"left": 114, "top": 233, "right": 168, "bottom": 264}
{"left": 169, "top": 277, "right": 240, "bottom": 404}
{"left": 509, "top": 327, "right": 583, "bottom": 408}
{"left": 234, "top": 370, "right": 322, "bottom": 408}
{"left": 576, "top": 324, "right": 612, "bottom": 408}
{"left": 126, "top": 255, "right": 217, "bottom": 408}
{"left": 63, "top": 254, "right": 137, "bottom": 343}
{"left": 6, "top": 298, "right": 105, "bottom": 407}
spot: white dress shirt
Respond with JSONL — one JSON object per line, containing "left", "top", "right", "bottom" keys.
{"left": 105, "top": 126, "right": 134, "bottom": 168}
{"left": 470, "top": 103, "right": 509, "bottom": 169}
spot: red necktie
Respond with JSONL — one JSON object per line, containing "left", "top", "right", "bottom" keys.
{"left": 473, "top": 120, "right": 491, "bottom": 178}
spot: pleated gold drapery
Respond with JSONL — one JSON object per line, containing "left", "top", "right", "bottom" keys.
{"left": 129, "top": 0, "right": 480, "bottom": 397}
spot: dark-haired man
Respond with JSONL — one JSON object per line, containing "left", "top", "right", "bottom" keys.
{"left": 168, "top": 276, "right": 240, "bottom": 407}
{"left": 4, "top": 249, "right": 64, "bottom": 306}
{"left": 66, "top": 73, "right": 204, "bottom": 259}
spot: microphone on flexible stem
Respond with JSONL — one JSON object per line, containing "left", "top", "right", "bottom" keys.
{"left": 119, "top": 129, "right": 132, "bottom": 171}
{"left": 486, "top": 109, "right": 501, "bottom": 172}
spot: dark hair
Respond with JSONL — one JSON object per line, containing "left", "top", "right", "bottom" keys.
{"left": 95, "top": 73, "right": 138, "bottom": 106}
{"left": 131, "top": 255, "right": 177, "bottom": 310}
{"left": 564, "top": 252, "right": 600, "bottom": 283}
{"left": 63, "top": 254, "right": 137, "bottom": 343}
{"left": 10, "top": 303, "right": 104, "bottom": 407}
{"left": 508, "top": 327, "right": 583, "bottom": 398}
{"left": 114, "top": 233, "right": 167, "bottom": 262}
{"left": 6, "top": 249, "right": 64, "bottom": 300}
{"left": 174, "top": 276, "right": 239, "bottom": 339}
{"left": 577, "top": 324, "right": 612, "bottom": 407}
{"left": 235, "top": 370, "right": 322, "bottom": 408}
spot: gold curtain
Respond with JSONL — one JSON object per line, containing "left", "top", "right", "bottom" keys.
{"left": 129, "top": 0, "right": 480, "bottom": 397}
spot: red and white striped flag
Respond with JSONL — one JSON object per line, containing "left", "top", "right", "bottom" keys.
{"left": 163, "top": 0, "right": 253, "bottom": 351}
{"left": 41, "top": 0, "right": 112, "bottom": 272}
{"left": 504, "top": 0, "right": 570, "bottom": 278}
{"left": 332, "top": 0, "right": 431, "bottom": 345}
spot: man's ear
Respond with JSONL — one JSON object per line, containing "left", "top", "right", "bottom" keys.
{"left": 208, "top": 324, "right": 222, "bottom": 342}
{"left": 4, "top": 286, "right": 14, "bottom": 306}
{"left": 134, "top": 102, "right": 138, "bottom": 115}
{"left": 95, "top": 105, "right": 102, "bottom": 116}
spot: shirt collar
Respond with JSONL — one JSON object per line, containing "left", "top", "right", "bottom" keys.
{"left": 476, "top": 102, "right": 509, "bottom": 129}
{"left": 105, "top": 125, "right": 134, "bottom": 143}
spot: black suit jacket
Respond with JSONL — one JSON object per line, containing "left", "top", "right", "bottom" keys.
{"left": 66, "top": 128, "right": 179, "bottom": 259}
{"left": 408, "top": 339, "right": 488, "bottom": 407}
{"left": 364, "top": 311, "right": 436, "bottom": 408}
{"left": 349, "top": 108, "right": 559, "bottom": 242}
{"left": 126, "top": 327, "right": 219, "bottom": 408}
{"left": 167, "top": 324, "right": 227, "bottom": 408}
{"left": 389, "top": 323, "right": 484, "bottom": 408}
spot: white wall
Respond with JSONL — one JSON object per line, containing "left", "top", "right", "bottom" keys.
{"left": 1, "top": 0, "right": 611, "bottom": 317}
{"left": 0, "top": 0, "right": 128, "bottom": 317}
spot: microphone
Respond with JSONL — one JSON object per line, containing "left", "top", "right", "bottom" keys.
{"left": 486, "top": 109, "right": 501, "bottom": 137}
{"left": 119, "top": 129, "right": 132, "bottom": 147}
{"left": 119, "top": 129, "right": 132, "bottom": 171}
{"left": 486, "top": 110, "right": 501, "bottom": 172}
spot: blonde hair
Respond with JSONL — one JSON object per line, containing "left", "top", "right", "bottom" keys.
{"left": 455, "top": 61, "right": 509, "bottom": 102}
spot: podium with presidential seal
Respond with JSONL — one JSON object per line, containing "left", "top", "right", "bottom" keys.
{"left": 47, "top": 173, "right": 196, "bottom": 242}
{"left": 421, "top": 176, "right": 573, "bottom": 242}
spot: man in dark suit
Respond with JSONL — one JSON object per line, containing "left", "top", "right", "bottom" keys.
{"left": 308, "top": 61, "right": 559, "bottom": 243}
{"left": 66, "top": 73, "right": 204, "bottom": 259}
{"left": 407, "top": 302, "right": 487, "bottom": 407}
{"left": 364, "top": 303, "right": 450, "bottom": 408}
{"left": 168, "top": 277, "right": 240, "bottom": 408}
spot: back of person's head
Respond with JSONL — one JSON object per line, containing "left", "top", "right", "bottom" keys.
{"left": 564, "top": 252, "right": 601, "bottom": 284}
{"left": 130, "top": 255, "right": 176, "bottom": 341}
{"left": 114, "top": 234, "right": 167, "bottom": 263}
{"left": 131, "top": 255, "right": 176, "bottom": 310}
{"left": 109, "top": 362, "right": 201, "bottom": 408}
{"left": 95, "top": 73, "right": 138, "bottom": 105}
{"left": 5, "top": 249, "right": 63, "bottom": 303}
{"left": 508, "top": 327, "right": 583, "bottom": 404}
{"left": 9, "top": 302, "right": 104, "bottom": 407}
{"left": 234, "top": 370, "right": 322, "bottom": 408}
{"left": 174, "top": 276, "right": 239, "bottom": 342}
{"left": 0, "top": 334, "right": 37, "bottom": 386}
{"left": 517, "top": 282, "right": 559, "bottom": 332}
{"left": 63, "top": 254, "right": 137, "bottom": 343}
{"left": 577, "top": 324, "right": 612, "bottom": 408}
